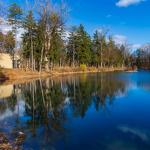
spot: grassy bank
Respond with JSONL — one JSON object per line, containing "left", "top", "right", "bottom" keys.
{"left": 0, "top": 67, "right": 126, "bottom": 83}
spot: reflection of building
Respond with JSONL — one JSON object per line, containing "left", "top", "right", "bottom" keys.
{"left": 0, "top": 84, "right": 13, "bottom": 99}
{"left": 0, "top": 53, "right": 20, "bottom": 69}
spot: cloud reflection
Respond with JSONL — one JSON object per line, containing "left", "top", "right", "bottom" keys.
{"left": 118, "top": 126, "right": 149, "bottom": 142}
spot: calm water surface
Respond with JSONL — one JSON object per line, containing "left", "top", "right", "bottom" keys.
{"left": 0, "top": 71, "right": 150, "bottom": 150}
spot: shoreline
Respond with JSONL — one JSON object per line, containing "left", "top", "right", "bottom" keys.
{"left": 0, "top": 67, "right": 126, "bottom": 84}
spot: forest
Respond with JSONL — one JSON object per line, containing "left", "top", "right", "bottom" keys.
{"left": 0, "top": 0, "right": 149, "bottom": 72}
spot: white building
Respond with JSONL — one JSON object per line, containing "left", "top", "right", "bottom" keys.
{"left": 0, "top": 53, "right": 20, "bottom": 69}
{"left": 0, "top": 53, "right": 13, "bottom": 68}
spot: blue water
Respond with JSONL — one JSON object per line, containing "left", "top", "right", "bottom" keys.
{"left": 0, "top": 71, "right": 150, "bottom": 150}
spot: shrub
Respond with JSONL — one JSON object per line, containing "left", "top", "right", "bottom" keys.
{"left": 80, "top": 64, "right": 87, "bottom": 72}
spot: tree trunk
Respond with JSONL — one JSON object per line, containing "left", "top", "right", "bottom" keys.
{"left": 100, "top": 42, "right": 103, "bottom": 68}
{"left": 39, "top": 46, "right": 44, "bottom": 73}
{"left": 72, "top": 43, "right": 75, "bottom": 67}
{"left": 31, "top": 35, "right": 34, "bottom": 71}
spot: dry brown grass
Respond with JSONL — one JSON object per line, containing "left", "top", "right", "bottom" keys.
{"left": 0, "top": 67, "right": 126, "bottom": 84}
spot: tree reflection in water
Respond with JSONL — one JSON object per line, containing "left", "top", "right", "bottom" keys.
{"left": 0, "top": 73, "right": 127, "bottom": 148}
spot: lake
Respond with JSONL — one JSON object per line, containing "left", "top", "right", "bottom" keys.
{"left": 0, "top": 71, "right": 150, "bottom": 150}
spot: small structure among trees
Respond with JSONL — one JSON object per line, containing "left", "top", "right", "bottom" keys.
{"left": 0, "top": 31, "right": 20, "bottom": 69}
{"left": 0, "top": 53, "right": 13, "bottom": 68}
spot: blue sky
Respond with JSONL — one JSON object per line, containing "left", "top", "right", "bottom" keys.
{"left": 65, "top": 0, "right": 150, "bottom": 47}
{"left": 4, "top": 0, "right": 150, "bottom": 48}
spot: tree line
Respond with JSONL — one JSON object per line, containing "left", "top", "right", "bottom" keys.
{"left": 0, "top": 1, "right": 131, "bottom": 72}
{"left": 133, "top": 44, "right": 150, "bottom": 69}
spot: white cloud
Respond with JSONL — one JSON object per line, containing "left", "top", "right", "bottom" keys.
{"left": 116, "top": 0, "right": 145, "bottom": 7}
{"left": 113, "top": 34, "right": 127, "bottom": 45}
{"left": 113, "top": 35, "right": 141, "bottom": 50}
{"left": 132, "top": 44, "right": 141, "bottom": 49}
{"left": 0, "top": 17, "right": 24, "bottom": 47}
{"left": 0, "top": 17, "right": 12, "bottom": 35}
